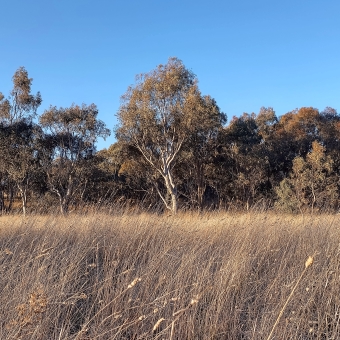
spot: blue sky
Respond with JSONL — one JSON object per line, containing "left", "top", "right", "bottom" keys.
{"left": 1, "top": 0, "right": 339, "bottom": 150}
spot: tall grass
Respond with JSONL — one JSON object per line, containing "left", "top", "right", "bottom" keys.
{"left": 1, "top": 212, "right": 340, "bottom": 339}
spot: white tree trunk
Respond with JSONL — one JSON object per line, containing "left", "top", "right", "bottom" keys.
{"left": 18, "top": 185, "right": 27, "bottom": 216}
{"left": 163, "top": 161, "right": 178, "bottom": 214}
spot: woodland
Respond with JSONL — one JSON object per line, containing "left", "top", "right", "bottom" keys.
{"left": 1, "top": 58, "right": 340, "bottom": 215}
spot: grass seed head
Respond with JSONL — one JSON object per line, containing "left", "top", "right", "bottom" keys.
{"left": 305, "top": 256, "right": 314, "bottom": 268}
{"left": 127, "top": 277, "right": 141, "bottom": 289}
{"left": 190, "top": 298, "right": 199, "bottom": 305}
{"left": 153, "top": 318, "right": 165, "bottom": 332}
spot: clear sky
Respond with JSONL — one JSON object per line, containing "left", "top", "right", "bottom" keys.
{"left": 1, "top": 0, "right": 339, "bottom": 150}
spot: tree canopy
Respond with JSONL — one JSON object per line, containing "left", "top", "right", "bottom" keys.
{"left": 116, "top": 57, "right": 226, "bottom": 213}
{"left": 1, "top": 62, "right": 340, "bottom": 214}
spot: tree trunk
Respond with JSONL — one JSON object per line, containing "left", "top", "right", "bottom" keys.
{"left": 56, "top": 175, "right": 73, "bottom": 215}
{"left": 54, "top": 190, "right": 68, "bottom": 215}
{"left": 311, "top": 182, "right": 316, "bottom": 214}
{"left": 197, "top": 184, "right": 205, "bottom": 211}
{"left": 18, "top": 185, "right": 27, "bottom": 216}
{"left": 22, "top": 191, "right": 27, "bottom": 216}
{"left": 8, "top": 185, "right": 14, "bottom": 211}
{"left": 0, "top": 189, "right": 3, "bottom": 214}
{"left": 59, "top": 196, "right": 69, "bottom": 215}
{"left": 170, "top": 189, "right": 178, "bottom": 214}
{"left": 195, "top": 160, "right": 205, "bottom": 211}
{"left": 61, "top": 200, "right": 67, "bottom": 215}
{"left": 164, "top": 172, "right": 178, "bottom": 214}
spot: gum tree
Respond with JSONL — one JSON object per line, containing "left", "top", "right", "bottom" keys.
{"left": 0, "top": 67, "right": 42, "bottom": 215}
{"left": 40, "top": 103, "right": 110, "bottom": 214}
{"left": 116, "top": 57, "right": 224, "bottom": 213}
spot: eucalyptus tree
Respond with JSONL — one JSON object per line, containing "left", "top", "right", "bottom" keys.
{"left": 116, "top": 57, "right": 224, "bottom": 213}
{"left": 275, "top": 141, "right": 338, "bottom": 213}
{"left": 0, "top": 121, "right": 43, "bottom": 215}
{"left": 179, "top": 96, "right": 226, "bottom": 209}
{"left": 0, "top": 67, "right": 41, "bottom": 124}
{"left": 39, "top": 103, "right": 110, "bottom": 214}
{"left": 0, "top": 67, "right": 42, "bottom": 215}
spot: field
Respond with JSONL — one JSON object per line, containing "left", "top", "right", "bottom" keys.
{"left": 1, "top": 212, "right": 340, "bottom": 339}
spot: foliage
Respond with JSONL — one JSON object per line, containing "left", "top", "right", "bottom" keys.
{"left": 0, "top": 66, "right": 41, "bottom": 124}
{"left": 275, "top": 141, "right": 338, "bottom": 213}
{"left": 116, "top": 57, "right": 225, "bottom": 213}
{"left": 1, "top": 63, "right": 340, "bottom": 214}
{"left": 39, "top": 104, "right": 110, "bottom": 214}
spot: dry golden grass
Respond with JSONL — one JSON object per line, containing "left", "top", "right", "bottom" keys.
{"left": 1, "top": 211, "right": 340, "bottom": 339}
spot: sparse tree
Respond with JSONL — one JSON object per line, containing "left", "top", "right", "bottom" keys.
{"left": 275, "top": 141, "right": 338, "bottom": 213}
{"left": 0, "top": 121, "right": 43, "bottom": 215}
{"left": 0, "top": 67, "right": 42, "bottom": 215}
{"left": 40, "top": 104, "right": 110, "bottom": 214}
{"left": 0, "top": 67, "right": 41, "bottom": 124}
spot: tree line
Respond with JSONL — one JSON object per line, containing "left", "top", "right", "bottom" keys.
{"left": 1, "top": 59, "right": 340, "bottom": 215}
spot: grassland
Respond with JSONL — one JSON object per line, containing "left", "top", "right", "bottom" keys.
{"left": 1, "top": 212, "right": 340, "bottom": 339}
